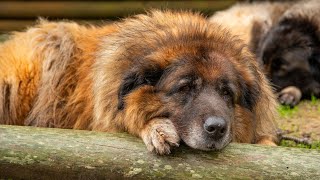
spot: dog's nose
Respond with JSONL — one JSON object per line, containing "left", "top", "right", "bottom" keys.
{"left": 204, "top": 117, "right": 227, "bottom": 139}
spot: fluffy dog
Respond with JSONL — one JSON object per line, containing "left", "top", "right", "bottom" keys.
{"left": 0, "top": 10, "right": 277, "bottom": 154}
{"left": 258, "top": 0, "right": 320, "bottom": 106}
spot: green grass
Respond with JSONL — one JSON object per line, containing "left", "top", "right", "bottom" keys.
{"left": 277, "top": 98, "right": 320, "bottom": 150}
{"left": 310, "top": 94, "right": 320, "bottom": 107}
{"left": 278, "top": 105, "right": 298, "bottom": 118}
{"left": 309, "top": 95, "right": 320, "bottom": 112}
{"left": 280, "top": 140, "right": 320, "bottom": 150}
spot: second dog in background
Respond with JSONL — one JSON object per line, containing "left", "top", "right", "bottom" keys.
{"left": 259, "top": 0, "right": 320, "bottom": 106}
{"left": 210, "top": 0, "right": 320, "bottom": 106}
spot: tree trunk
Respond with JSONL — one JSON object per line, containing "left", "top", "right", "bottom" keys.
{"left": 0, "top": 125, "right": 319, "bottom": 179}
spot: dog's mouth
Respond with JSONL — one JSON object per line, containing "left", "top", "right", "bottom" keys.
{"left": 180, "top": 128, "right": 232, "bottom": 151}
{"left": 206, "top": 136, "right": 232, "bottom": 151}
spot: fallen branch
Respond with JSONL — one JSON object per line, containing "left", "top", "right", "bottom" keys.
{"left": 281, "top": 135, "right": 312, "bottom": 145}
{"left": 277, "top": 129, "right": 313, "bottom": 145}
{"left": 0, "top": 125, "right": 319, "bottom": 179}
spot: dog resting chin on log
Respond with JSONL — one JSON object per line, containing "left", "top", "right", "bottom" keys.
{"left": 0, "top": 10, "right": 278, "bottom": 155}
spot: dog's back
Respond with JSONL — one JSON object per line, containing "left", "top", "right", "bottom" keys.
{"left": 0, "top": 21, "right": 116, "bottom": 127}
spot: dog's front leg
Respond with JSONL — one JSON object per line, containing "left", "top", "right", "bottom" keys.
{"left": 140, "top": 118, "right": 180, "bottom": 155}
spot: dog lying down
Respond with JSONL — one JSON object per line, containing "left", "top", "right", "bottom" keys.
{"left": 0, "top": 10, "right": 278, "bottom": 154}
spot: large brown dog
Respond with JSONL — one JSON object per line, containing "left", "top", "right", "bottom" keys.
{"left": 0, "top": 11, "right": 277, "bottom": 154}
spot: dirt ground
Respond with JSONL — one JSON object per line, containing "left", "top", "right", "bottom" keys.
{"left": 277, "top": 100, "right": 320, "bottom": 147}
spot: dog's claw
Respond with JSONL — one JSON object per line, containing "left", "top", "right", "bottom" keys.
{"left": 278, "top": 86, "right": 302, "bottom": 107}
{"left": 141, "top": 119, "right": 180, "bottom": 155}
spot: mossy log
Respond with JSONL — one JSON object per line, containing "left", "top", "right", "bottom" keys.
{"left": 0, "top": 125, "right": 319, "bottom": 179}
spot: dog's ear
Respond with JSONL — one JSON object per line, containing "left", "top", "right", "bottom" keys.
{"left": 238, "top": 79, "right": 259, "bottom": 111}
{"left": 250, "top": 20, "right": 271, "bottom": 56}
{"left": 310, "top": 48, "right": 320, "bottom": 76}
{"left": 118, "top": 64, "right": 163, "bottom": 110}
{"left": 310, "top": 48, "right": 320, "bottom": 64}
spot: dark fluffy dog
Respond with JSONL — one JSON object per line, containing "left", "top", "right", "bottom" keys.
{"left": 258, "top": 0, "right": 320, "bottom": 106}
{"left": 0, "top": 10, "right": 277, "bottom": 154}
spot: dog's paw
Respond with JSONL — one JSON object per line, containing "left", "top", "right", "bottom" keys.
{"left": 278, "top": 86, "right": 302, "bottom": 107}
{"left": 257, "top": 138, "right": 277, "bottom": 146}
{"left": 141, "top": 118, "right": 180, "bottom": 155}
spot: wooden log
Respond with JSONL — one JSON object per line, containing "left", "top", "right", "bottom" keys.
{"left": 0, "top": 1, "right": 237, "bottom": 19}
{"left": 0, "top": 125, "right": 319, "bottom": 179}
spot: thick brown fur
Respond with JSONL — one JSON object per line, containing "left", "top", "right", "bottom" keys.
{"left": 0, "top": 10, "right": 278, "bottom": 154}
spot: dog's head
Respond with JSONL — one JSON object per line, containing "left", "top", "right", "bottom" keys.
{"left": 113, "top": 11, "right": 261, "bottom": 151}
{"left": 258, "top": 17, "right": 320, "bottom": 97}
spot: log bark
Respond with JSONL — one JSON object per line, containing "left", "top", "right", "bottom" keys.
{"left": 0, "top": 125, "right": 319, "bottom": 179}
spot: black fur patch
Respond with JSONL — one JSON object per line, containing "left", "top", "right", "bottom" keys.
{"left": 280, "top": 17, "right": 319, "bottom": 40}
{"left": 118, "top": 64, "right": 163, "bottom": 110}
{"left": 310, "top": 49, "right": 320, "bottom": 82}
{"left": 238, "top": 79, "right": 259, "bottom": 111}
{"left": 260, "top": 17, "right": 319, "bottom": 65}
{"left": 3, "top": 82, "right": 11, "bottom": 116}
{"left": 250, "top": 20, "right": 270, "bottom": 55}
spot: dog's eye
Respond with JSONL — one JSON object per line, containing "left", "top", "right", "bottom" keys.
{"left": 178, "top": 85, "right": 191, "bottom": 92}
{"left": 272, "top": 58, "right": 286, "bottom": 69}
{"left": 168, "top": 83, "right": 194, "bottom": 96}
{"left": 170, "top": 78, "right": 194, "bottom": 94}
{"left": 223, "top": 90, "right": 230, "bottom": 96}
{"left": 220, "top": 87, "right": 233, "bottom": 100}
